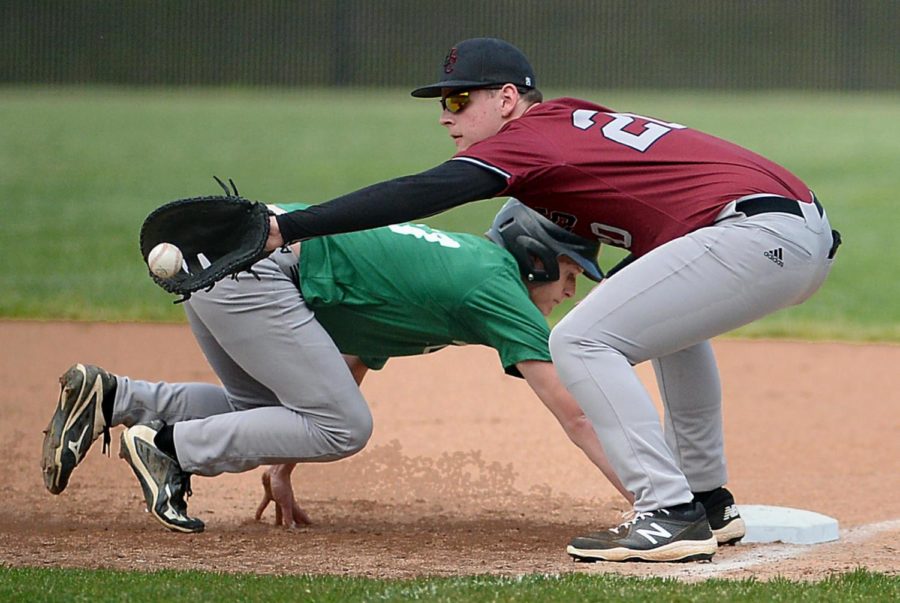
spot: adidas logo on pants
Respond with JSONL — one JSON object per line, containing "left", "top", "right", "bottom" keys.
{"left": 764, "top": 247, "right": 784, "bottom": 266}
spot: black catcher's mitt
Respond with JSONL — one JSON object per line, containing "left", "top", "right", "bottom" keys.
{"left": 140, "top": 178, "right": 271, "bottom": 302}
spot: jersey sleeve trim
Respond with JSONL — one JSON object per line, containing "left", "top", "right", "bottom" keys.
{"left": 450, "top": 157, "right": 512, "bottom": 180}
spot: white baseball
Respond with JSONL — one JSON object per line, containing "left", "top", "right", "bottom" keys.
{"left": 148, "top": 242, "right": 183, "bottom": 279}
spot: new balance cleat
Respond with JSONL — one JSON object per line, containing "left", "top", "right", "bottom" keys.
{"left": 567, "top": 501, "right": 717, "bottom": 562}
{"left": 694, "top": 487, "right": 746, "bottom": 545}
{"left": 41, "top": 363, "right": 116, "bottom": 494}
{"left": 119, "top": 421, "right": 205, "bottom": 533}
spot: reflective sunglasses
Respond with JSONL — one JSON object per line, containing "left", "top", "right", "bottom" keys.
{"left": 440, "top": 90, "right": 474, "bottom": 114}
{"left": 440, "top": 86, "right": 504, "bottom": 114}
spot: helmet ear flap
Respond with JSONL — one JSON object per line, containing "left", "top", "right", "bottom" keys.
{"left": 516, "top": 237, "right": 559, "bottom": 282}
{"left": 486, "top": 198, "right": 603, "bottom": 282}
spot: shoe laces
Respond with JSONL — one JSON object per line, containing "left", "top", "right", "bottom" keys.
{"left": 101, "top": 426, "right": 111, "bottom": 456}
{"left": 172, "top": 473, "right": 194, "bottom": 511}
{"left": 99, "top": 374, "right": 113, "bottom": 456}
{"left": 610, "top": 509, "right": 669, "bottom": 534}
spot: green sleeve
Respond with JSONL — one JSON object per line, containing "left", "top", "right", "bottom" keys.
{"left": 455, "top": 269, "right": 551, "bottom": 376}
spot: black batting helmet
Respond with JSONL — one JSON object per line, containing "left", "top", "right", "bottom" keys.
{"left": 486, "top": 199, "right": 603, "bottom": 282}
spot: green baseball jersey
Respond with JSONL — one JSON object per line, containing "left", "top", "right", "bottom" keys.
{"left": 278, "top": 204, "right": 551, "bottom": 374}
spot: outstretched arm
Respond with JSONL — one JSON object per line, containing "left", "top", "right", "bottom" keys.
{"left": 516, "top": 359, "right": 633, "bottom": 503}
{"left": 267, "top": 160, "right": 506, "bottom": 249}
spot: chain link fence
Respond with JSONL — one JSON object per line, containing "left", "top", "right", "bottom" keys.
{"left": 2, "top": 0, "right": 897, "bottom": 90}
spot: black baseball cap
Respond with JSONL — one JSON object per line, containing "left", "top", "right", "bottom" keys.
{"left": 410, "top": 38, "right": 536, "bottom": 98}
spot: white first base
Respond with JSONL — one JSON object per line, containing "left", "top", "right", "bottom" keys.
{"left": 740, "top": 505, "right": 839, "bottom": 544}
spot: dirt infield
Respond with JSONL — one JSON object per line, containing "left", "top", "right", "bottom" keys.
{"left": 1, "top": 321, "right": 897, "bottom": 580}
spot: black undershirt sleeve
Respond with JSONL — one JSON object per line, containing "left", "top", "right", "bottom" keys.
{"left": 605, "top": 253, "right": 636, "bottom": 278}
{"left": 275, "top": 160, "right": 507, "bottom": 243}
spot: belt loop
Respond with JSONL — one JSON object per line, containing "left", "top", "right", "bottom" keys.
{"left": 828, "top": 229, "right": 842, "bottom": 259}
{"left": 812, "top": 194, "right": 824, "bottom": 217}
{"left": 797, "top": 197, "right": 825, "bottom": 233}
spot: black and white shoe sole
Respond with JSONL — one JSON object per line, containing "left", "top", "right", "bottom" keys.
{"left": 712, "top": 518, "right": 746, "bottom": 546}
{"left": 119, "top": 426, "right": 204, "bottom": 534}
{"left": 567, "top": 535, "right": 718, "bottom": 563}
{"left": 41, "top": 364, "right": 106, "bottom": 495}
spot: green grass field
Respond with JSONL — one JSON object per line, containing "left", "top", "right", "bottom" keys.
{"left": 1, "top": 87, "right": 898, "bottom": 598}
{"left": 1, "top": 86, "right": 898, "bottom": 338}
{"left": 0, "top": 567, "right": 896, "bottom": 602}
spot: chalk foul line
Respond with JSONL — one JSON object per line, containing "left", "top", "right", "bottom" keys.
{"left": 660, "top": 518, "right": 900, "bottom": 578}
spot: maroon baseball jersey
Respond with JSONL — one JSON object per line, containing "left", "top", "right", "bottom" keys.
{"left": 454, "top": 98, "right": 813, "bottom": 256}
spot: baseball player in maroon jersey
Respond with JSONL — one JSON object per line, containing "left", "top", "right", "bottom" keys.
{"left": 257, "top": 37, "right": 840, "bottom": 562}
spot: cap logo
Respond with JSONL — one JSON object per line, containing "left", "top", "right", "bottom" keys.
{"left": 525, "top": 76, "right": 532, "bottom": 86}
{"left": 443, "top": 47, "right": 458, "bottom": 74}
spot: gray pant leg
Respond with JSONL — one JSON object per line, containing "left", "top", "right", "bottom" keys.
{"left": 652, "top": 341, "right": 726, "bottom": 492}
{"left": 551, "top": 336, "right": 690, "bottom": 510}
{"left": 172, "top": 251, "right": 372, "bottom": 476}
{"left": 183, "top": 303, "right": 280, "bottom": 409}
{"left": 550, "top": 208, "right": 834, "bottom": 512}
{"left": 109, "top": 293, "right": 280, "bottom": 428}
{"left": 112, "top": 378, "right": 233, "bottom": 428}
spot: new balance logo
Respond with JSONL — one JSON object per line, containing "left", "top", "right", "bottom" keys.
{"left": 764, "top": 247, "right": 784, "bottom": 267}
{"left": 722, "top": 505, "right": 740, "bottom": 521}
{"left": 636, "top": 522, "right": 673, "bottom": 545}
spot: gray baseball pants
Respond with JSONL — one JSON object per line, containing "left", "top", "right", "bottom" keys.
{"left": 549, "top": 197, "right": 836, "bottom": 512}
{"left": 110, "top": 248, "right": 372, "bottom": 476}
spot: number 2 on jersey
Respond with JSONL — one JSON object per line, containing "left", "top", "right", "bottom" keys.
{"left": 572, "top": 110, "right": 686, "bottom": 152}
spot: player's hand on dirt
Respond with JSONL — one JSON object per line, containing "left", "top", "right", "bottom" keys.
{"left": 264, "top": 215, "right": 285, "bottom": 253}
{"left": 255, "top": 464, "right": 312, "bottom": 528}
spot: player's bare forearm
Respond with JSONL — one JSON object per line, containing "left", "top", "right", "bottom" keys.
{"left": 562, "top": 414, "right": 632, "bottom": 503}
{"left": 517, "top": 360, "right": 633, "bottom": 503}
{"left": 265, "top": 215, "right": 285, "bottom": 252}
{"left": 342, "top": 355, "right": 370, "bottom": 385}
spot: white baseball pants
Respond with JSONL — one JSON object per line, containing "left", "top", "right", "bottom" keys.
{"left": 111, "top": 248, "right": 372, "bottom": 476}
{"left": 550, "top": 198, "right": 836, "bottom": 512}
